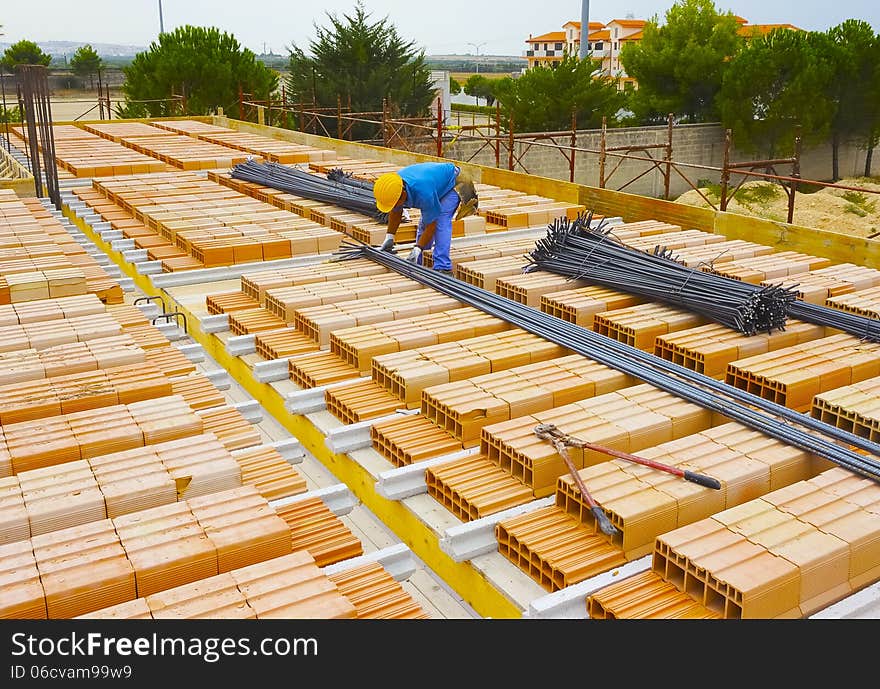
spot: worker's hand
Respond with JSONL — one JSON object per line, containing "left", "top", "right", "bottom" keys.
{"left": 378, "top": 233, "right": 395, "bottom": 253}
{"left": 454, "top": 171, "right": 478, "bottom": 221}
{"left": 406, "top": 246, "right": 423, "bottom": 264}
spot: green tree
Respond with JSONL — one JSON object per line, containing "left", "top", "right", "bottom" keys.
{"left": 620, "top": 0, "right": 742, "bottom": 123}
{"left": 449, "top": 76, "right": 461, "bottom": 95}
{"left": 286, "top": 1, "right": 434, "bottom": 132}
{"left": 0, "top": 39, "right": 52, "bottom": 72}
{"left": 718, "top": 29, "right": 836, "bottom": 158}
{"left": 492, "top": 54, "right": 624, "bottom": 132}
{"left": 120, "top": 26, "right": 277, "bottom": 118}
{"left": 69, "top": 44, "right": 103, "bottom": 89}
{"left": 463, "top": 74, "right": 496, "bottom": 107}
{"left": 825, "top": 20, "right": 879, "bottom": 180}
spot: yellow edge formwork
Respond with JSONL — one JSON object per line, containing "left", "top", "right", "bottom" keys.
{"left": 215, "top": 115, "right": 880, "bottom": 269}
{"left": 63, "top": 205, "right": 525, "bottom": 620}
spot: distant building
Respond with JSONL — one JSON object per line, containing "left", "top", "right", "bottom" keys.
{"left": 524, "top": 16, "right": 801, "bottom": 89}
{"left": 524, "top": 18, "right": 646, "bottom": 88}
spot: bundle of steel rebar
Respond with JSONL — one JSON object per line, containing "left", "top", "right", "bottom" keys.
{"left": 326, "top": 167, "right": 376, "bottom": 191}
{"left": 526, "top": 213, "right": 797, "bottom": 336}
{"left": 334, "top": 239, "right": 880, "bottom": 482}
{"left": 230, "top": 159, "right": 388, "bottom": 222}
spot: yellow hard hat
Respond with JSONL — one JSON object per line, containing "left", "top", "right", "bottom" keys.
{"left": 373, "top": 172, "right": 404, "bottom": 213}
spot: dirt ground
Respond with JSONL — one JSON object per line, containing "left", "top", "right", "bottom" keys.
{"left": 675, "top": 177, "right": 880, "bottom": 239}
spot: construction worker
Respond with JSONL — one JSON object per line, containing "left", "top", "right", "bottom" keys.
{"left": 373, "top": 162, "right": 478, "bottom": 274}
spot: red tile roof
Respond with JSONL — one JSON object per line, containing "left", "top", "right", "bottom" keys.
{"left": 526, "top": 31, "right": 566, "bottom": 43}
{"left": 610, "top": 19, "right": 647, "bottom": 28}
{"left": 738, "top": 23, "right": 803, "bottom": 37}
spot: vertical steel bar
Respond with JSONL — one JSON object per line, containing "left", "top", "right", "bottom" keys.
{"left": 788, "top": 130, "right": 802, "bottom": 225}
{"left": 494, "top": 102, "right": 500, "bottom": 168}
{"left": 508, "top": 113, "right": 514, "bottom": 171}
{"left": 18, "top": 67, "right": 44, "bottom": 197}
{"left": 599, "top": 116, "right": 606, "bottom": 188}
{"left": 720, "top": 129, "right": 732, "bottom": 212}
{"left": 664, "top": 113, "right": 673, "bottom": 200}
{"left": 436, "top": 98, "right": 443, "bottom": 158}
{"left": 569, "top": 109, "right": 577, "bottom": 183}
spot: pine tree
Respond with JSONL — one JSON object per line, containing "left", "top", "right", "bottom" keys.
{"left": 286, "top": 1, "right": 434, "bottom": 131}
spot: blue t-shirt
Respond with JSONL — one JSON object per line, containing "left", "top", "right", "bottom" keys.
{"left": 398, "top": 162, "right": 458, "bottom": 226}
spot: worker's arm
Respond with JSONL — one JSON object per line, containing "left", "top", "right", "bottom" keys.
{"left": 379, "top": 206, "right": 404, "bottom": 251}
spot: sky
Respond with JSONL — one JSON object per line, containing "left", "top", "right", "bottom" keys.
{"left": 1, "top": 1, "right": 878, "bottom": 57}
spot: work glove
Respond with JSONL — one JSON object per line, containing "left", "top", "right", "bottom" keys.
{"left": 454, "top": 170, "right": 479, "bottom": 221}
{"left": 406, "top": 246, "right": 423, "bottom": 264}
{"left": 378, "top": 233, "right": 395, "bottom": 252}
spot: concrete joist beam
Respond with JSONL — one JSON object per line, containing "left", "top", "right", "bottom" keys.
{"left": 439, "top": 497, "right": 555, "bottom": 563}
{"left": 523, "top": 556, "right": 652, "bottom": 619}
{"left": 321, "top": 543, "right": 415, "bottom": 582}
{"left": 375, "top": 448, "right": 480, "bottom": 500}
{"left": 270, "top": 483, "right": 356, "bottom": 516}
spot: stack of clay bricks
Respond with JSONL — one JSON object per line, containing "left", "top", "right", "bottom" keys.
{"left": 425, "top": 383, "right": 716, "bottom": 521}
{"left": 589, "top": 467, "right": 880, "bottom": 618}
{"left": 591, "top": 302, "right": 709, "bottom": 351}
{"left": 0, "top": 191, "right": 122, "bottom": 303}
{"left": 150, "top": 120, "right": 236, "bottom": 136}
{"left": 293, "top": 289, "right": 460, "bottom": 347}
{"left": 457, "top": 255, "right": 533, "bottom": 291}
{"left": 11, "top": 124, "right": 168, "bottom": 178}
{"left": 274, "top": 496, "right": 364, "bottom": 566}
{"left": 0, "top": 485, "right": 333, "bottom": 618}
{"left": 249, "top": 276, "right": 428, "bottom": 359}
{"left": 118, "top": 133, "right": 254, "bottom": 171}
{"left": 208, "top": 169, "right": 423, "bottom": 245}
{"left": 263, "top": 273, "right": 421, "bottom": 324}
{"left": 287, "top": 304, "right": 506, "bottom": 389}
{"left": 761, "top": 263, "right": 880, "bottom": 304}
{"left": 495, "top": 271, "right": 599, "bottom": 308}
{"left": 478, "top": 189, "right": 586, "bottom": 229}
{"left": 0, "top": 311, "right": 124, "bottom": 355}
{"left": 494, "top": 421, "right": 828, "bottom": 592}
{"left": 425, "top": 237, "right": 537, "bottom": 270}
{"left": 239, "top": 258, "right": 387, "bottom": 305}
{"left": 191, "top": 130, "right": 338, "bottom": 164}
{"left": 541, "top": 285, "right": 644, "bottom": 328}
{"left": 289, "top": 305, "right": 510, "bottom": 388}
{"left": 205, "top": 257, "right": 385, "bottom": 318}
{"left": 0, "top": 299, "right": 194, "bottom": 390}
{"left": 74, "top": 172, "right": 342, "bottom": 270}
{"left": 658, "top": 239, "right": 774, "bottom": 268}
{"left": 0, "top": 433, "right": 238, "bottom": 541}
{"left": 327, "top": 330, "right": 568, "bottom": 425}
{"left": 83, "top": 122, "right": 175, "bottom": 143}
{"left": 724, "top": 332, "right": 880, "bottom": 411}
{"left": 370, "top": 353, "right": 632, "bottom": 467}
{"left": 811, "top": 375, "right": 880, "bottom": 441}
{"left": 827, "top": 285, "right": 880, "bottom": 318}
{"left": 80, "top": 549, "right": 428, "bottom": 619}
{"left": 0, "top": 394, "right": 204, "bottom": 475}
{"left": 654, "top": 320, "right": 828, "bottom": 379}
{"left": 701, "top": 250, "right": 831, "bottom": 284}
{"left": 422, "top": 355, "right": 636, "bottom": 445}
{"left": 249, "top": 277, "right": 443, "bottom": 344}
{"left": 621, "top": 228, "right": 727, "bottom": 252}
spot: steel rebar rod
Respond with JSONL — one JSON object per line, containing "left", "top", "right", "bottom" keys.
{"left": 334, "top": 240, "right": 880, "bottom": 482}
{"left": 230, "top": 159, "right": 388, "bottom": 222}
